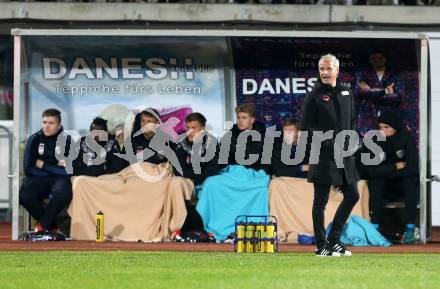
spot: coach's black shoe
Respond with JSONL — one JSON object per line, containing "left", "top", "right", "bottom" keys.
{"left": 330, "top": 241, "right": 352, "bottom": 256}
{"left": 315, "top": 245, "right": 340, "bottom": 257}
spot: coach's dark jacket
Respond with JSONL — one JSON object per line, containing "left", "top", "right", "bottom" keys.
{"left": 300, "top": 80, "right": 360, "bottom": 185}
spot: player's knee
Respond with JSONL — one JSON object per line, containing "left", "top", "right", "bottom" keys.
{"left": 52, "top": 181, "right": 73, "bottom": 202}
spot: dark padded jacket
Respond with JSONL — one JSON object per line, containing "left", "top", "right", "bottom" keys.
{"left": 300, "top": 80, "right": 360, "bottom": 185}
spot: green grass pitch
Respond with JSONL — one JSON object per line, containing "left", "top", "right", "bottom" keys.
{"left": 1, "top": 251, "right": 439, "bottom": 289}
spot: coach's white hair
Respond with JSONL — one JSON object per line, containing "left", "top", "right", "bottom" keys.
{"left": 318, "top": 54, "right": 340, "bottom": 69}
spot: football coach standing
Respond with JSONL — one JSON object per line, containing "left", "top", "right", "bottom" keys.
{"left": 300, "top": 54, "right": 360, "bottom": 257}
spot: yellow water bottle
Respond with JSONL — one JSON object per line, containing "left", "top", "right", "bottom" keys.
{"left": 265, "top": 222, "right": 276, "bottom": 253}
{"left": 96, "top": 211, "right": 104, "bottom": 243}
{"left": 236, "top": 223, "right": 246, "bottom": 253}
{"left": 255, "top": 223, "right": 265, "bottom": 253}
{"left": 245, "top": 223, "right": 255, "bottom": 253}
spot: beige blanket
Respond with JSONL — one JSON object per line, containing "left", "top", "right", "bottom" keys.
{"left": 68, "top": 162, "right": 193, "bottom": 242}
{"left": 269, "top": 177, "right": 370, "bottom": 243}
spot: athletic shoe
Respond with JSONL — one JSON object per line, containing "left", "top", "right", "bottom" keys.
{"left": 223, "top": 234, "right": 235, "bottom": 244}
{"left": 181, "top": 231, "right": 213, "bottom": 243}
{"left": 207, "top": 233, "right": 216, "bottom": 243}
{"left": 330, "top": 241, "right": 352, "bottom": 256}
{"left": 35, "top": 223, "right": 44, "bottom": 232}
{"left": 171, "top": 230, "right": 184, "bottom": 242}
{"left": 315, "top": 246, "right": 341, "bottom": 257}
{"left": 23, "top": 230, "right": 65, "bottom": 242}
{"left": 34, "top": 223, "right": 59, "bottom": 233}
{"left": 216, "top": 233, "right": 234, "bottom": 244}
{"left": 403, "top": 228, "right": 418, "bottom": 244}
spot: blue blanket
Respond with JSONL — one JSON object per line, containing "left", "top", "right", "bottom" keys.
{"left": 196, "top": 165, "right": 270, "bottom": 241}
{"left": 326, "top": 215, "right": 391, "bottom": 247}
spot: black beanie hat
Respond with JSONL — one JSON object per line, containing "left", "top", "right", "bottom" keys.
{"left": 378, "top": 111, "right": 401, "bottom": 130}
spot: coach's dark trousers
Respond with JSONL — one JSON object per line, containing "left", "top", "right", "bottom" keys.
{"left": 312, "top": 181, "right": 360, "bottom": 248}
{"left": 19, "top": 177, "right": 72, "bottom": 230}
